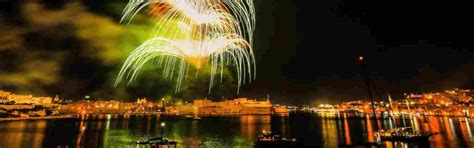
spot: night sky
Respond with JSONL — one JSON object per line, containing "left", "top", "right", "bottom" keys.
{"left": 1, "top": 0, "right": 473, "bottom": 105}
{"left": 241, "top": 0, "right": 473, "bottom": 104}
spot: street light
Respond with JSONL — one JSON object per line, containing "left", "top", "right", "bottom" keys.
{"left": 160, "top": 122, "right": 165, "bottom": 140}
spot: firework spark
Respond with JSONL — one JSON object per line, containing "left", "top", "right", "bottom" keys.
{"left": 120, "top": 0, "right": 255, "bottom": 43}
{"left": 116, "top": 0, "right": 256, "bottom": 93}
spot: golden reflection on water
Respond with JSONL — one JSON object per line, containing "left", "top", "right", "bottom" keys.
{"left": 412, "top": 116, "right": 420, "bottom": 131}
{"left": 365, "top": 115, "right": 375, "bottom": 142}
{"left": 377, "top": 117, "right": 383, "bottom": 130}
{"left": 239, "top": 115, "right": 271, "bottom": 141}
{"left": 2, "top": 114, "right": 474, "bottom": 147}
{"left": 427, "top": 116, "right": 445, "bottom": 148}
{"left": 460, "top": 118, "right": 470, "bottom": 142}
{"left": 145, "top": 115, "right": 151, "bottom": 134}
{"left": 337, "top": 114, "right": 474, "bottom": 147}
{"left": 102, "top": 115, "right": 112, "bottom": 147}
{"left": 76, "top": 121, "right": 86, "bottom": 146}
{"left": 279, "top": 116, "right": 289, "bottom": 137}
{"left": 343, "top": 113, "right": 351, "bottom": 145}
{"left": 464, "top": 118, "right": 473, "bottom": 141}
{"left": 321, "top": 115, "right": 339, "bottom": 147}
{"left": 0, "top": 121, "right": 46, "bottom": 148}
{"left": 443, "top": 116, "right": 455, "bottom": 141}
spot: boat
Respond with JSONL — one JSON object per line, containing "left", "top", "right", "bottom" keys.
{"left": 185, "top": 114, "right": 201, "bottom": 120}
{"left": 135, "top": 140, "right": 149, "bottom": 145}
{"left": 374, "top": 95, "right": 438, "bottom": 142}
{"left": 255, "top": 130, "right": 297, "bottom": 148}
{"left": 375, "top": 127, "right": 437, "bottom": 142}
{"left": 134, "top": 137, "right": 178, "bottom": 147}
{"left": 358, "top": 57, "right": 437, "bottom": 143}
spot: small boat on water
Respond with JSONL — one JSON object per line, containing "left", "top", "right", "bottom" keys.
{"left": 374, "top": 95, "right": 437, "bottom": 142}
{"left": 375, "top": 127, "right": 437, "bottom": 142}
{"left": 185, "top": 115, "right": 201, "bottom": 120}
{"left": 358, "top": 58, "right": 436, "bottom": 143}
{"left": 255, "top": 130, "right": 297, "bottom": 147}
{"left": 135, "top": 137, "right": 178, "bottom": 147}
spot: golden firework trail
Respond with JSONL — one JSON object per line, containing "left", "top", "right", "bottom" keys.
{"left": 116, "top": 0, "right": 256, "bottom": 93}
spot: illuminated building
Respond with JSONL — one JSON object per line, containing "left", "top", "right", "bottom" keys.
{"left": 136, "top": 98, "right": 148, "bottom": 104}
{"left": 0, "top": 90, "right": 58, "bottom": 117}
{"left": 0, "top": 90, "right": 52, "bottom": 105}
{"left": 336, "top": 89, "right": 474, "bottom": 117}
{"left": 193, "top": 98, "right": 272, "bottom": 116}
{"left": 0, "top": 91, "right": 12, "bottom": 102}
{"left": 314, "top": 104, "right": 336, "bottom": 113}
{"left": 272, "top": 106, "right": 290, "bottom": 116}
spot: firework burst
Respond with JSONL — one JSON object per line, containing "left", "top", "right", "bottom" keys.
{"left": 116, "top": 0, "right": 256, "bottom": 93}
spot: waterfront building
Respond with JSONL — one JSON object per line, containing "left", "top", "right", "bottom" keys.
{"left": 335, "top": 89, "right": 474, "bottom": 117}
{"left": 7, "top": 94, "right": 33, "bottom": 104}
{"left": 193, "top": 98, "right": 272, "bottom": 116}
{"left": 0, "top": 90, "right": 59, "bottom": 117}
{"left": 59, "top": 99, "right": 163, "bottom": 114}
{"left": 272, "top": 105, "right": 290, "bottom": 116}
{"left": 137, "top": 98, "right": 148, "bottom": 104}
{"left": 32, "top": 97, "right": 52, "bottom": 105}
{"left": 0, "top": 91, "right": 12, "bottom": 102}
{"left": 0, "top": 90, "right": 52, "bottom": 105}
{"left": 314, "top": 104, "right": 336, "bottom": 113}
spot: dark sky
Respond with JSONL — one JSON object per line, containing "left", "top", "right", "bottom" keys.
{"left": 1, "top": 0, "right": 473, "bottom": 105}
{"left": 240, "top": 0, "right": 474, "bottom": 104}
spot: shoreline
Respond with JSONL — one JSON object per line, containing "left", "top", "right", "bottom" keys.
{"left": 0, "top": 115, "right": 77, "bottom": 121}
{"left": 2, "top": 112, "right": 470, "bottom": 121}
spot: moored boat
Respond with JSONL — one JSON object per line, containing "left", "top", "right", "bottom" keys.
{"left": 375, "top": 127, "right": 437, "bottom": 142}
{"left": 134, "top": 137, "right": 178, "bottom": 147}
{"left": 255, "top": 130, "right": 297, "bottom": 147}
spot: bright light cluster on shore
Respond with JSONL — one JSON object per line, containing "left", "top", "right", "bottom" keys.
{"left": 116, "top": 0, "right": 256, "bottom": 93}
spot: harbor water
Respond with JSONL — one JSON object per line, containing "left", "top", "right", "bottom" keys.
{"left": 0, "top": 112, "right": 473, "bottom": 147}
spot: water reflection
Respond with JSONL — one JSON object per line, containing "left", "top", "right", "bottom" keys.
{"left": 0, "top": 113, "right": 474, "bottom": 147}
{"left": 365, "top": 115, "right": 375, "bottom": 142}
{"left": 0, "top": 121, "right": 47, "bottom": 148}
{"left": 463, "top": 118, "right": 473, "bottom": 141}
{"left": 240, "top": 115, "right": 271, "bottom": 142}
{"left": 343, "top": 113, "right": 351, "bottom": 145}
{"left": 320, "top": 115, "right": 338, "bottom": 146}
